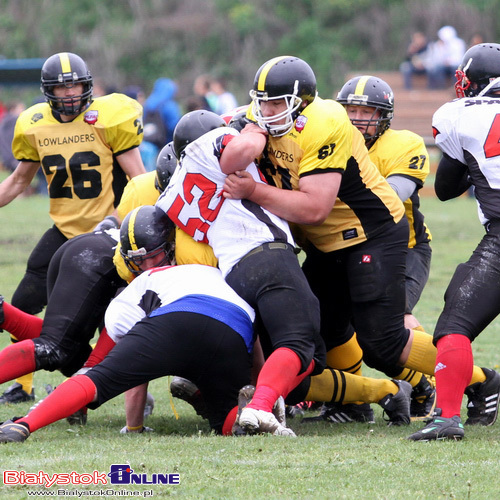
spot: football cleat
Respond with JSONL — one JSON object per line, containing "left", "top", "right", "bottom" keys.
{"left": 66, "top": 407, "right": 88, "bottom": 426}
{"left": 170, "top": 376, "right": 208, "bottom": 419}
{"left": 464, "top": 368, "right": 500, "bottom": 426}
{"left": 410, "top": 375, "right": 436, "bottom": 421}
{"left": 0, "top": 382, "right": 35, "bottom": 405}
{"left": 286, "top": 400, "right": 321, "bottom": 419}
{"left": 407, "top": 413, "right": 464, "bottom": 441}
{"left": 378, "top": 380, "right": 412, "bottom": 426}
{"left": 238, "top": 407, "right": 296, "bottom": 437}
{"left": 0, "top": 419, "right": 30, "bottom": 443}
{"left": 233, "top": 385, "right": 296, "bottom": 436}
{"left": 302, "top": 402, "right": 375, "bottom": 424}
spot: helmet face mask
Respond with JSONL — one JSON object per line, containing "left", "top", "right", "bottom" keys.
{"left": 337, "top": 75, "right": 394, "bottom": 145}
{"left": 455, "top": 43, "right": 500, "bottom": 98}
{"left": 41, "top": 52, "right": 93, "bottom": 116}
{"left": 250, "top": 56, "right": 317, "bottom": 137}
{"left": 120, "top": 206, "right": 175, "bottom": 276}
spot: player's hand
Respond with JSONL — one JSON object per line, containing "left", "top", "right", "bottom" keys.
{"left": 241, "top": 122, "right": 268, "bottom": 136}
{"left": 223, "top": 171, "right": 256, "bottom": 200}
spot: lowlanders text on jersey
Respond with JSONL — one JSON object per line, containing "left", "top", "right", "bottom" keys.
{"left": 3, "top": 465, "right": 180, "bottom": 487}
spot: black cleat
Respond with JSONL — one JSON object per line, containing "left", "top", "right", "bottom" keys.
{"left": 0, "top": 419, "right": 30, "bottom": 443}
{"left": 411, "top": 375, "right": 436, "bottom": 421}
{"left": 170, "top": 376, "right": 209, "bottom": 419}
{"left": 407, "top": 413, "right": 464, "bottom": 441}
{"left": 464, "top": 368, "right": 500, "bottom": 426}
{"left": 378, "top": 380, "right": 412, "bottom": 426}
{"left": 302, "top": 401, "right": 375, "bottom": 424}
{"left": 0, "top": 382, "right": 35, "bottom": 405}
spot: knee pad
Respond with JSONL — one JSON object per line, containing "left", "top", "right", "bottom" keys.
{"left": 33, "top": 339, "right": 71, "bottom": 372}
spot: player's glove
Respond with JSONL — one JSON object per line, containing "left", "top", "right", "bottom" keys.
{"left": 93, "top": 215, "right": 119, "bottom": 232}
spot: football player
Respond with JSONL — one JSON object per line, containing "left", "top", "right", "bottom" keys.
{"left": 0, "top": 52, "right": 146, "bottom": 404}
{"left": 333, "top": 75, "right": 435, "bottom": 421}
{"left": 0, "top": 208, "right": 264, "bottom": 442}
{"left": 409, "top": 43, "right": 500, "bottom": 441}
{"left": 222, "top": 55, "right": 494, "bottom": 427}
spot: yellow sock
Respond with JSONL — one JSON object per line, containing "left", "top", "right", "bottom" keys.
{"left": 16, "top": 373, "right": 34, "bottom": 395}
{"left": 405, "top": 329, "right": 486, "bottom": 386}
{"left": 306, "top": 369, "right": 398, "bottom": 404}
{"left": 326, "top": 333, "right": 363, "bottom": 375}
{"left": 394, "top": 368, "right": 424, "bottom": 388}
{"left": 9, "top": 335, "right": 34, "bottom": 394}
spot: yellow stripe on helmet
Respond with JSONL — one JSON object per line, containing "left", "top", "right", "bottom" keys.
{"left": 127, "top": 207, "right": 141, "bottom": 251}
{"left": 59, "top": 53, "right": 71, "bottom": 73}
{"left": 354, "top": 75, "right": 371, "bottom": 95}
{"left": 257, "top": 56, "right": 290, "bottom": 91}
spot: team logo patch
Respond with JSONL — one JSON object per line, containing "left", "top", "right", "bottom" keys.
{"left": 342, "top": 228, "right": 358, "bottom": 240}
{"left": 362, "top": 254, "right": 371, "bottom": 263}
{"left": 295, "top": 115, "right": 308, "bottom": 132}
{"left": 84, "top": 110, "right": 99, "bottom": 124}
{"left": 31, "top": 113, "right": 43, "bottom": 124}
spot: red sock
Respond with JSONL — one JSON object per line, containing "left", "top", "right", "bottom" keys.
{"left": 435, "top": 334, "right": 473, "bottom": 418}
{"left": 247, "top": 348, "right": 313, "bottom": 412}
{"left": 0, "top": 340, "right": 36, "bottom": 383}
{"left": 20, "top": 375, "right": 96, "bottom": 432}
{"left": 2, "top": 302, "right": 43, "bottom": 340}
{"left": 222, "top": 406, "right": 238, "bottom": 436}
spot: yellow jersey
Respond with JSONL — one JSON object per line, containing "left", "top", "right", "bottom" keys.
{"left": 369, "top": 128, "right": 432, "bottom": 248}
{"left": 250, "top": 97, "right": 405, "bottom": 252}
{"left": 13, "top": 93, "right": 143, "bottom": 239}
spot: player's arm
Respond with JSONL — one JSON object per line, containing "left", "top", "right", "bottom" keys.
{"left": 224, "top": 171, "right": 341, "bottom": 225}
{"left": 219, "top": 123, "right": 267, "bottom": 175}
{"left": 115, "top": 147, "right": 147, "bottom": 179}
{"left": 0, "top": 161, "right": 40, "bottom": 207}
{"left": 434, "top": 152, "right": 470, "bottom": 201}
{"left": 386, "top": 175, "right": 418, "bottom": 202}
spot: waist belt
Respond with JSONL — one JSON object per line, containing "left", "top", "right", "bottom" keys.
{"left": 239, "top": 242, "right": 295, "bottom": 264}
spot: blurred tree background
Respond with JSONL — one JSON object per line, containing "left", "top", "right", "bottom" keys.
{"left": 0, "top": 0, "right": 497, "bottom": 109}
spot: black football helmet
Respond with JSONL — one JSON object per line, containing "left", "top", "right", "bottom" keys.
{"left": 336, "top": 75, "right": 394, "bottom": 143}
{"left": 120, "top": 205, "right": 175, "bottom": 275}
{"left": 455, "top": 43, "right": 500, "bottom": 98}
{"left": 249, "top": 56, "right": 317, "bottom": 136}
{"left": 155, "top": 142, "right": 177, "bottom": 193}
{"left": 173, "top": 110, "right": 226, "bottom": 158}
{"left": 41, "top": 52, "right": 93, "bottom": 115}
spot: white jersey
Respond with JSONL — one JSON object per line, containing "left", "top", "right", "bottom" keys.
{"left": 105, "top": 264, "right": 255, "bottom": 345}
{"left": 433, "top": 96, "right": 500, "bottom": 224}
{"left": 156, "top": 127, "right": 294, "bottom": 277}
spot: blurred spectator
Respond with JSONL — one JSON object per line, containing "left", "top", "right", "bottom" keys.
{"left": 469, "top": 33, "right": 484, "bottom": 48}
{"left": 210, "top": 77, "right": 238, "bottom": 115}
{"left": 193, "top": 74, "right": 217, "bottom": 111}
{"left": 185, "top": 94, "right": 211, "bottom": 112}
{"left": 143, "top": 78, "right": 181, "bottom": 149}
{"left": 124, "top": 84, "right": 158, "bottom": 172}
{"left": 399, "top": 31, "right": 429, "bottom": 90}
{"left": 0, "top": 100, "right": 25, "bottom": 172}
{"left": 426, "top": 26, "right": 466, "bottom": 89}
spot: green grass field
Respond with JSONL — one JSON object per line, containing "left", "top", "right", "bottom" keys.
{"left": 1, "top": 191, "right": 499, "bottom": 500}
